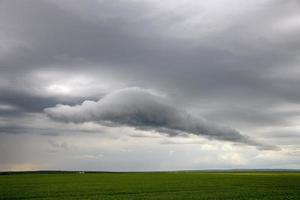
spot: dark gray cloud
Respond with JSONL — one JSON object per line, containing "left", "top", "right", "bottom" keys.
{"left": 1, "top": 0, "right": 299, "bottom": 113}
{"left": 0, "top": 88, "right": 93, "bottom": 118}
{"left": 1, "top": 0, "right": 299, "bottom": 107}
{"left": 0, "top": 89, "right": 57, "bottom": 113}
{"left": 0, "top": 0, "right": 299, "bottom": 170}
{"left": 45, "top": 87, "right": 278, "bottom": 150}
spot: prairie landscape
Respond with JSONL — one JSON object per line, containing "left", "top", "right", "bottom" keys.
{"left": 1, "top": 172, "right": 300, "bottom": 200}
{"left": 1, "top": 0, "right": 300, "bottom": 199}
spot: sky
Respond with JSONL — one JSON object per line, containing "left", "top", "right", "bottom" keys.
{"left": 0, "top": 0, "right": 300, "bottom": 171}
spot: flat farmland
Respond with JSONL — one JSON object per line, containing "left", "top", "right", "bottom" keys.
{"left": 0, "top": 172, "right": 300, "bottom": 200}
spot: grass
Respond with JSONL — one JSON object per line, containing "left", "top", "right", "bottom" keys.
{"left": 0, "top": 172, "right": 300, "bottom": 199}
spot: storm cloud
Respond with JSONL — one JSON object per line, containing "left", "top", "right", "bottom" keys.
{"left": 45, "top": 87, "right": 277, "bottom": 150}
{"left": 0, "top": 0, "right": 299, "bottom": 170}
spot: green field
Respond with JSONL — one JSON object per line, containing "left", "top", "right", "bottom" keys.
{"left": 1, "top": 172, "right": 300, "bottom": 200}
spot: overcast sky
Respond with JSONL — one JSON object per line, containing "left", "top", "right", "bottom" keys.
{"left": 1, "top": 0, "right": 300, "bottom": 171}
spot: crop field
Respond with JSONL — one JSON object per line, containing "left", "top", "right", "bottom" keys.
{"left": 0, "top": 172, "right": 300, "bottom": 200}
